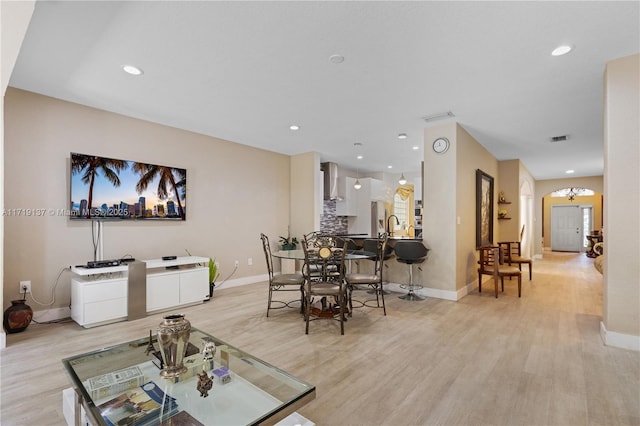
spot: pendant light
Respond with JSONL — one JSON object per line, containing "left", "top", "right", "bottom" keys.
{"left": 353, "top": 142, "right": 363, "bottom": 189}
{"left": 398, "top": 173, "right": 407, "bottom": 185}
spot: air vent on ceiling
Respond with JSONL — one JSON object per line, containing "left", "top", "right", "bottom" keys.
{"left": 550, "top": 135, "right": 569, "bottom": 142}
{"left": 422, "top": 111, "right": 455, "bottom": 122}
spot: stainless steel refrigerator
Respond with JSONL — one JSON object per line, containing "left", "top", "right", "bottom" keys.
{"left": 371, "top": 201, "right": 387, "bottom": 237}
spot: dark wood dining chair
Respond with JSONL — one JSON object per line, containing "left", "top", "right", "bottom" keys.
{"left": 477, "top": 246, "right": 522, "bottom": 298}
{"left": 497, "top": 241, "right": 533, "bottom": 280}
{"left": 260, "top": 233, "right": 305, "bottom": 317}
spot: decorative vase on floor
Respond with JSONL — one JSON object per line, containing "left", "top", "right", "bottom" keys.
{"left": 157, "top": 314, "right": 191, "bottom": 378}
{"left": 3, "top": 299, "right": 33, "bottom": 334}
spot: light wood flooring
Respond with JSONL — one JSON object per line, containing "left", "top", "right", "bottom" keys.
{"left": 1, "top": 251, "right": 639, "bottom": 425}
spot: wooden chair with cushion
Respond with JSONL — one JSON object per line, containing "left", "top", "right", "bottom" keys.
{"left": 260, "top": 233, "right": 305, "bottom": 317}
{"left": 478, "top": 246, "right": 522, "bottom": 298}
{"left": 345, "top": 233, "right": 388, "bottom": 316}
{"left": 301, "top": 238, "right": 348, "bottom": 335}
{"left": 497, "top": 241, "right": 532, "bottom": 280}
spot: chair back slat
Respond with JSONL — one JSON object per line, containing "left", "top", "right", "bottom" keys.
{"left": 260, "top": 233, "right": 275, "bottom": 280}
{"left": 302, "top": 238, "right": 346, "bottom": 283}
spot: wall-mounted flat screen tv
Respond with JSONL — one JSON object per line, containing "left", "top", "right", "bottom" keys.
{"left": 70, "top": 152, "right": 186, "bottom": 220}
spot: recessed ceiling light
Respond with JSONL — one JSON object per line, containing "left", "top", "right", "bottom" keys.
{"left": 387, "top": 165, "right": 393, "bottom": 169}
{"left": 565, "top": 169, "right": 575, "bottom": 174}
{"left": 289, "top": 125, "right": 300, "bottom": 131}
{"left": 551, "top": 45, "right": 572, "bottom": 56}
{"left": 357, "top": 155, "right": 363, "bottom": 160}
{"left": 329, "top": 54, "right": 345, "bottom": 64}
{"left": 412, "top": 146, "right": 419, "bottom": 150}
{"left": 398, "top": 133, "right": 407, "bottom": 140}
{"left": 122, "top": 65, "right": 143, "bottom": 76}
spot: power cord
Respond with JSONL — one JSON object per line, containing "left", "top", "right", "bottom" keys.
{"left": 212, "top": 263, "right": 238, "bottom": 289}
{"left": 27, "top": 266, "right": 69, "bottom": 306}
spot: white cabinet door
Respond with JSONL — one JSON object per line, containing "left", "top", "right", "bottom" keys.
{"left": 147, "top": 272, "right": 179, "bottom": 312}
{"left": 179, "top": 268, "right": 208, "bottom": 304}
{"left": 336, "top": 177, "right": 358, "bottom": 216}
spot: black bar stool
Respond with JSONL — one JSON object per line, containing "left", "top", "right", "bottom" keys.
{"left": 394, "top": 240, "right": 429, "bottom": 301}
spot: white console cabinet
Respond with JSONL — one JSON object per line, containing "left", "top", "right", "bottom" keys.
{"left": 71, "top": 275, "right": 128, "bottom": 328}
{"left": 71, "top": 256, "right": 209, "bottom": 328}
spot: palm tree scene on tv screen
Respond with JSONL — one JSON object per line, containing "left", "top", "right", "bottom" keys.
{"left": 70, "top": 153, "right": 187, "bottom": 220}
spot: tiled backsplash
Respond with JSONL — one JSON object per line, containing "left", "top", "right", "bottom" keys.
{"left": 320, "top": 199, "right": 348, "bottom": 234}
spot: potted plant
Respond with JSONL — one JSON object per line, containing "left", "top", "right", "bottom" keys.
{"left": 279, "top": 235, "right": 298, "bottom": 250}
{"left": 208, "top": 258, "right": 220, "bottom": 297}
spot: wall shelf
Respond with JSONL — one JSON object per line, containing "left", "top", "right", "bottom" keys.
{"left": 498, "top": 201, "right": 511, "bottom": 204}
{"left": 498, "top": 217, "right": 512, "bottom": 220}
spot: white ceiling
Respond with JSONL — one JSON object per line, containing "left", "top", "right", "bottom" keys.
{"left": 9, "top": 1, "right": 639, "bottom": 179}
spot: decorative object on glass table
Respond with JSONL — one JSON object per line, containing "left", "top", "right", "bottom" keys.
{"left": 202, "top": 338, "right": 216, "bottom": 361}
{"left": 196, "top": 370, "right": 213, "bottom": 397}
{"left": 212, "top": 366, "right": 231, "bottom": 384}
{"left": 145, "top": 330, "right": 156, "bottom": 356}
{"left": 97, "top": 381, "right": 178, "bottom": 425}
{"left": 157, "top": 314, "right": 192, "bottom": 378}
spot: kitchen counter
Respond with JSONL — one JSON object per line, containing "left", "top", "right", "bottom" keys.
{"left": 336, "top": 234, "right": 423, "bottom": 241}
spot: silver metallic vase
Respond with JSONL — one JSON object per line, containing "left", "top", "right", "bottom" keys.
{"left": 157, "top": 314, "right": 191, "bottom": 378}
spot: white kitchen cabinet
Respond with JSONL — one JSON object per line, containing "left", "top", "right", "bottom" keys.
{"left": 336, "top": 176, "right": 358, "bottom": 216}
{"left": 347, "top": 177, "right": 384, "bottom": 235}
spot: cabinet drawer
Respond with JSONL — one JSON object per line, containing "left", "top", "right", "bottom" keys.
{"left": 84, "top": 298, "right": 127, "bottom": 323}
{"left": 84, "top": 279, "right": 127, "bottom": 303}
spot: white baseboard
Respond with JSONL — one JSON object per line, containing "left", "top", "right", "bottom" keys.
{"left": 600, "top": 321, "right": 640, "bottom": 351}
{"left": 214, "top": 273, "right": 267, "bottom": 290}
{"left": 33, "top": 306, "right": 71, "bottom": 323}
{"left": 0, "top": 331, "right": 5, "bottom": 350}
{"left": 383, "top": 282, "right": 460, "bottom": 301}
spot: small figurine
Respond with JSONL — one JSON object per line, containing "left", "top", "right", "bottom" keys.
{"left": 145, "top": 330, "right": 156, "bottom": 356}
{"left": 196, "top": 370, "right": 213, "bottom": 397}
{"left": 202, "top": 339, "right": 216, "bottom": 361}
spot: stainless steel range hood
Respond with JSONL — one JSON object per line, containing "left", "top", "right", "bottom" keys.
{"left": 320, "top": 162, "right": 338, "bottom": 200}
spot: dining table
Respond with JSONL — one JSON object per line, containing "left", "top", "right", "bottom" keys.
{"left": 273, "top": 248, "right": 376, "bottom": 318}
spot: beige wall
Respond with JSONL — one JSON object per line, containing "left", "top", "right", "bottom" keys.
{"left": 455, "top": 124, "right": 499, "bottom": 291}
{"left": 423, "top": 123, "right": 457, "bottom": 293}
{"left": 603, "top": 54, "right": 640, "bottom": 343}
{"left": 1, "top": 1, "right": 36, "bottom": 348}
{"left": 3, "top": 88, "right": 292, "bottom": 313}
{"left": 290, "top": 152, "right": 321, "bottom": 240}
{"left": 497, "top": 160, "right": 521, "bottom": 241}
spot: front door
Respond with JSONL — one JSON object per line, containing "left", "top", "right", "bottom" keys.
{"left": 551, "top": 205, "right": 582, "bottom": 252}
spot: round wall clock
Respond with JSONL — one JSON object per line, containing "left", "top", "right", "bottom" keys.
{"left": 433, "top": 137, "right": 450, "bottom": 154}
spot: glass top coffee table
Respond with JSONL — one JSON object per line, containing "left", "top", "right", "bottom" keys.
{"left": 62, "top": 327, "right": 315, "bottom": 426}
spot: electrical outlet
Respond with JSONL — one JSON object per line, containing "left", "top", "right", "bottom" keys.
{"left": 234, "top": 260, "right": 239, "bottom": 268}
{"left": 248, "top": 258, "right": 253, "bottom": 266}
{"left": 20, "top": 280, "right": 31, "bottom": 294}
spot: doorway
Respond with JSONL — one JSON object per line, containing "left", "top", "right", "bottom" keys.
{"left": 551, "top": 205, "right": 583, "bottom": 252}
